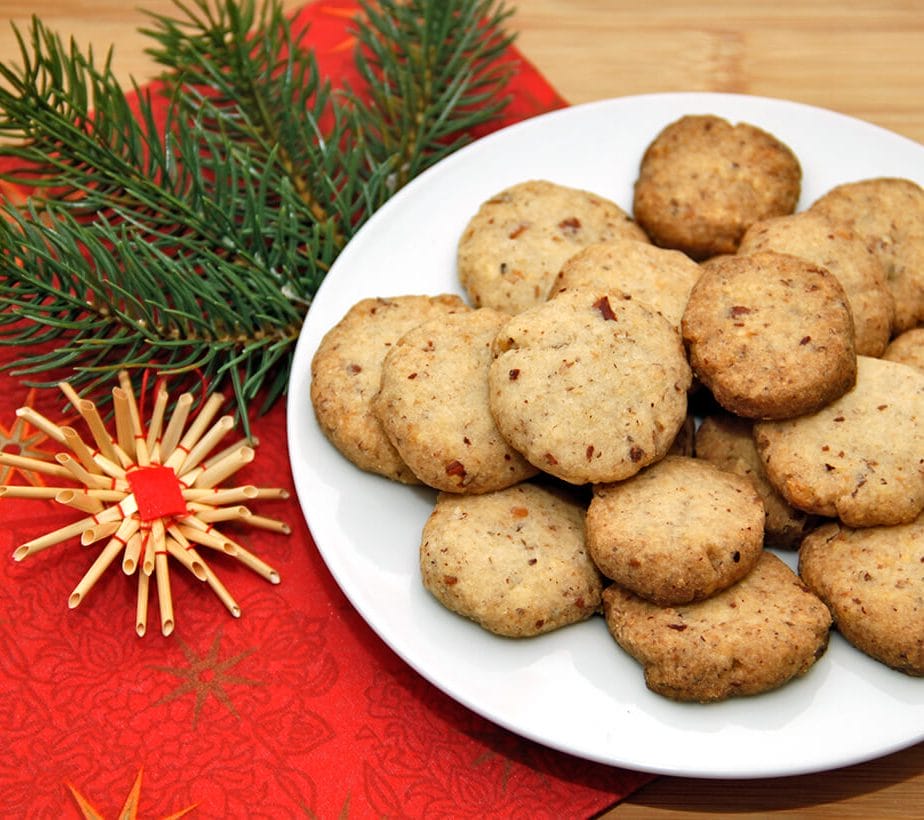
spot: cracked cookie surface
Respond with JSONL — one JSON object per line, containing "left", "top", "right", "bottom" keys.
{"left": 420, "top": 483, "right": 603, "bottom": 637}
{"left": 586, "top": 456, "right": 765, "bottom": 605}
{"left": 488, "top": 287, "right": 692, "bottom": 485}
{"left": 603, "top": 552, "right": 832, "bottom": 702}
{"left": 457, "top": 179, "right": 648, "bottom": 314}
{"left": 681, "top": 251, "right": 857, "bottom": 419}
{"left": 754, "top": 356, "right": 924, "bottom": 527}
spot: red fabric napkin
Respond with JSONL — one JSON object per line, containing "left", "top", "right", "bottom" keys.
{"left": 0, "top": 2, "right": 655, "bottom": 816}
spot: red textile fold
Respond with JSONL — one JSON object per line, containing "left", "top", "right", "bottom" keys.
{"left": 0, "top": 2, "right": 655, "bottom": 816}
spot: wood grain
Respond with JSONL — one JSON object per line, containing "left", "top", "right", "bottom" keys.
{"left": 0, "top": 1, "right": 920, "bottom": 817}
{"left": 515, "top": 0, "right": 924, "bottom": 145}
{"left": 606, "top": 742, "right": 924, "bottom": 818}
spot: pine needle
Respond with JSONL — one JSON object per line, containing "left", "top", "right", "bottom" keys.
{"left": 0, "top": 0, "right": 514, "bottom": 433}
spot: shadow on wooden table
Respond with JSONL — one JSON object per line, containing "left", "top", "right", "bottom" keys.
{"left": 595, "top": 741, "right": 923, "bottom": 817}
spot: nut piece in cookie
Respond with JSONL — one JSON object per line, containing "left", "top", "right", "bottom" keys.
{"left": 738, "top": 210, "right": 895, "bottom": 357}
{"left": 602, "top": 552, "right": 833, "bottom": 702}
{"left": 457, "top": 179, "right": 648, "bottom": 315}
{"left": 632, "top": 114, "right": 801, "bottom": 260}
{"left": 754, "top": 356, "right": 924, "bottom": 528}
{"left": 488, "top": 288, "right": 692, "bottom": 485}
{"left": 810, "top": 177, "right": 924, "bottom": 332}
{"left": 552, "top": 237, "right": 703, "bottom": 329}
{"left": 373, "top": 308, "right": 538, "bottom": 493}
{"left": 586, "top": 456, "right": 765, "bottom": 605}
{"left": 310, "top": 294, "right": 468, "bottom": 483}
{"left": 800, "top": 517, "right": 924, "bottom": 676}
{"left": 420, "top": 483, "right": 603, "bottom": 637}
{"left": 883, "top": 327, "right": 924, "bottom": 376}
{"left": 681, "top": 251, "right": 857, "bottom": 419}
{"left": 695, "top": 414, "right": 821, "bottom": 549}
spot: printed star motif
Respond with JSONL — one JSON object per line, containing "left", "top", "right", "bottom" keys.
{"left": 67, "top": 767, "right": 197, "bottom": 819}
{"left": 0, "top": 389, "right": 56, "bottom": 486}
{"left": 152, "top": 629, "right": 263, "bottom": 726}
{"left": 471, "top": 730, "right": 552, "bottom": 790}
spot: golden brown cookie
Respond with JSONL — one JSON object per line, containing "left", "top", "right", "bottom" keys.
{"left": 883, "top": 327, "right": 924, "bottom": 375}
{"left": 419, "top": 483, "right": 603, "bottom": 637}
{"left": 800, "top": 518, "right": 923, "bottom": 676}
{"left": 373, "top": 308, "right": 538, "bottom": 493}
{"left": 738, "top": 211, "right": 895, "bottom": 356}
{"left": 602, "top": 551, "right": 832, "bottom": 702}
{"left": 632, "top": 114, "right": 801, "bottom": 260}
{"left": 754, "top": 356, "right": 924, "bottom": 528}
{"left": 457, "top": 180, "right": 649, "bottom": 314}
{"left": 310, "top": 294, "right": 468, "bottom": 483}
{"left": 681, "top": 251, "right": 857, "bottom": 419}
{"left": 551, "top": 237, "right": 702, "bottom": 328}
{"left": 694, "top": 414, "right": 821, "bottom": 549}
{"left": 810, "top": 177, "right": 924, "bottom": 333}
{"left": 488, "top": 288, "right": 692, "bottom": 485}
{"left": 586, "top": 456, "right": 765, "bottom": 605}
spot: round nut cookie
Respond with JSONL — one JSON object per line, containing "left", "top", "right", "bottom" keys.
{"left": 695, "top": 414, "right": 821, "bottom": 549}
{"left": 602, "top": 551, "right": 832, "bottom": 702}
{"left": 488, "top": 287, "right": 692, "bottom": 485}
{"left": 883, "top": 327, "right": 924, "bottom": 375}
{"left": 373, "top": 308, "right": 538, "bottom": 494}
{"left": 586, "top": 456, "right": 765, "bottom": 605}
{"left": 681, "top": 251, "right": 857, "bottom": 419}
{"left": 310, "top": 294, "right": 468, "bottom": 483}
{"left": 419, "top": 483, "right": 603, "bottom": 637}
{"left": 754, "top": 356, "right": 924, "bottom": 528}
{"left": 800, "top": 517, "right": 923, "bottom": 676}
{"left": 738, "top": 210, "right": 895, "bottom": 356}
{"left": 810, "top": 177, "right": 924, "bottom": 332}
{"left": 552, "top": 237, "right": 703, "bottom": 328}
{"left": 632, "top": 114, "right": 802, "bottom": 260}
{"left": 457, "top": 179, "right": 649, "bottom": 315}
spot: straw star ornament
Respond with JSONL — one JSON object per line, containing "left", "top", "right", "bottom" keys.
{"left": 1, "top": 372, "right": 289, "bottom": 636}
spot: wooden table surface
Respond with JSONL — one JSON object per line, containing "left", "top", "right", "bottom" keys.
{"left": 0, "top": 1, "right": 921, "bottom": 817}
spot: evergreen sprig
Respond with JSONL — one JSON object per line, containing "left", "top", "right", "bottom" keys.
{"left": 0, "top": 0, "right": 514, "bottom": 430}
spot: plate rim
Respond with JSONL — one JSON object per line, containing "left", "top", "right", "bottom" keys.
{"left": 287, "top": 91, "right": 924, "bottom": 779}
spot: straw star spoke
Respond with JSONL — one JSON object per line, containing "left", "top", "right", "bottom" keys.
{"left": 1, "top": 372, "right": 290, "bottom": 636}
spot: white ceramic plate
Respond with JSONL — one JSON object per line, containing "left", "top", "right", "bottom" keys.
{"left": 287, "top": 93, "right": 924, "bottom": 778}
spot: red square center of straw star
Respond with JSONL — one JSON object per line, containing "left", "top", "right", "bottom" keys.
{"left": 127, "top": 465, "right": 188, "bottom": 522}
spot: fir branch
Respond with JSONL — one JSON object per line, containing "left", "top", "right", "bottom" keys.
{"left": 350, "top": 0, "right": 516, "bottom": 189}
{"left": 0, "top": 0, "right": 515, "bottom": 429}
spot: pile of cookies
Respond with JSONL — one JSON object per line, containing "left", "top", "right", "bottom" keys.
{"left": 310, "top": 113, "right": 924, "bottom": 703}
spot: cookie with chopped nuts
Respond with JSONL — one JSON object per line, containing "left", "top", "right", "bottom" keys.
{"left": 754, "top": 356, "right": 924, "bottom": 528}
{"left": 632, "top": 114, "right": 802, "bottom": 260}
{"left": 883, "top": 327, "right": 924, "bottom": 375}
{"left": 373, "top": 308, "right": 537, "bottom": 493}
{"left": 310, "top": 294, "right": 468, "bottom": 483}
{"left": 586, "top": 456, "right": 765, "bottom": 605}
{"left": 810, "top": 176, "right": 924, "bottom": 332}
{"left": 552, "top": 237, "right": 703, "bottom": 328}
{"left": 738, "top": 210, "right": 895, "bottom": 356}
{"left": 695, "top": 413, "right": 821, "bottom": 549}
{"left": 457, "top": 179, "right": 649, "bottom": 314}
{"left": 488, "top": 287, "right": 692, "bottom": 485}
{"left": 800, "top": 516, "right": 924, "bottom": 676}
{"left": 419, "top": 482, "right": 603, "bottom": 637}
{"left": 681, "top": 251, "right": 857, "bottom": 419}
{"left": 602, "top": 551, "right": 832, "bottom": 702}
